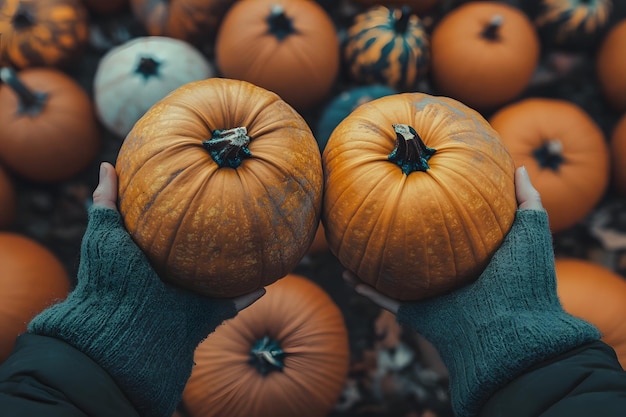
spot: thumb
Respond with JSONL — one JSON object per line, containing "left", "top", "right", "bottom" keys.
{"left": 92, "top": 162, "right": 118, "bottom": 210}
{"left": 515, "top": 166, "right": 544, "bottom": 211}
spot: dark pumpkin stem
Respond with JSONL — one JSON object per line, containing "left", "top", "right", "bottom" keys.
{"left": 12, "top": 5, "right": 35, "bottom": 30}
{"left": 267, "top": 4, "right": 296, "bottom": 40}
{"left": 533, "top": 139, "right": 565, "bottom": 171}
{"left": 394, "top": 6, "right": 414, "bottom": 34}
{"left": 481, "top": 15, "right": 504, "bottom": 41}
{"left": 0, "top": 67, "right": 48, "bottom": 116}
{"left": 389, "top": 124, "right": 436, "bottom": 175}
{"left": 202, "top": 126, "right": 252, "bottom": 169}
{"left": 135, "top": 56, "right": 161, "bottom": 80}
{"left": 248, "top": 336, "right": 285, "bottom": 376}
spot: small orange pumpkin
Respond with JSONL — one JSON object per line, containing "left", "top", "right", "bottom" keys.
{"left": 0, "top": 165, "right": 16, "bottom": 229}
{"left": 116, "top": 78, "right": 323, "bottom": 298}
{"left": 215, "top": 0, "right": 340, "bottom": 111}
{"left": 0, "top": 232, "right": 70, "bottom": 364}
{"left": 596, "top": 18, "right": 626, "bottom": 113}
{"left": 129, "top": 0, "right": 235, "bottom": 49}
{"left": 0, "top": 67, "right": 101, "bottom": 183}
{"left": 0, "top": 0, "right": 90, "bottom": 69}
{"left": 182, "top": 274, "right": 350, "bottom": 417}
{"left": 610, "top": 113, "right": 626, "bottom": 196}
{"left": 430, "top": 1, "right": 540, "bottom": 111}
{"left": 555, "top": 257, "right": 626, "bottom": 368}
{"left": 322, "top": 92, "right": 517, "bottom": 300}
{"left": 489, "top": 97, "right": 610, "bottom": 234}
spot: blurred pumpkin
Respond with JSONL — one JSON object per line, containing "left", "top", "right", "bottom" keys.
{"left": 0, "top": 165, "right": 16, "bottom": 229}
{"left": 82, "top": 0, "right": 128, "bottom": 15}
{"left": 116, "top": 78, "right": 323, "bottom": 298}
{"left": 215, "top": 0, "right": 340, "bottom": 111}
{"left": 351, "top": 0, "right": 441, "bottom": 15}
{"left": 430, "top": 1, "right": 540, "bottom": 111}
{"left": 182, "top": 274, "right": 350, "bottom": 417}
{"left": 93, "top": 36, "right": 214, "bottom": 138}
{"left": 489, "top": 97, "right": 609, "bottom": 234}
{"left": 130, "top": 0, "right": 235, "bottom": 49}
{"left": 322, "top": 92, "right": 517, "bottom": 301}
{"left": 609, "top": 112, "right": 626, "bottom": 196}
{"left": 316, "top": 84, "right": 397, "bottom": 152}
{"left": 0, "top": 0, "right": 89, "bottom": 69}
{"left": 0, "top": 67, "right": 101, "bottom": 183}
{"left": 528, "top": 0, "right": 613, "bottom": 51}
{"left": 596, "top": 18, "right": 626, "bottom": 113}
{"left": 0, "top": 232, "right": 70, "bottom": 364}
{"left": 343, "top": 5, "right": 430, "bottom": 91}
{"left": 555, "top": 257, "right": 626, "bottom": 368}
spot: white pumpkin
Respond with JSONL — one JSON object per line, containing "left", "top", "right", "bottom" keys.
{"left": 93, "top": 36, "right": 215, "bottom": 138}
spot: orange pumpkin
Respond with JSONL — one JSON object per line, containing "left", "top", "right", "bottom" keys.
{"left": 322, "top": 92, "right": 517, "bottom": 300}
{"left": 0, "top": 165, "right": 16, "bottom": 229}
{"left": 215, "top": 0, "right": 340, "bottom": 111}
{"left": 610, "top": 113, "right": 626, "bottom": 196}
{"left": 0, "top": 0, "right": 89, "bottom": 69}
{"left": 116, "top": 78, "right": 323, "bottom": 298}
{"left": 489, "top": 97, "right": 610, "bottom": 234}
{"left": 0, "top": 67, "right": 101, "bottom": 183}
{"left": 596, "top": 18, "right": 626, "bottom": 113}
{"left": 430, "top": 1, "right": 540, "bottom": 111}
{"left": 182, "top": 274, "right": 350, "bottom": 417}
{"left": 0, "top": 232, "right": 70, "bottom": 364}
{"left": 555, "top": 258, "right": 626, "bottom": 368}
{"left": 129, "top": 0, "right": 235, "bottom": 49}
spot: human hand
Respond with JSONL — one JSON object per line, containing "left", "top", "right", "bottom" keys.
{"left": 343, "top": 166, "right": 599, "bottom": 417}
{"left": 28, "top": 162, "right": 265, "bottom": 417}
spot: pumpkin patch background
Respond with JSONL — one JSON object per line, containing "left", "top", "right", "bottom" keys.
{"left": 3, "top": 0, "right": 626, "bottom": 416}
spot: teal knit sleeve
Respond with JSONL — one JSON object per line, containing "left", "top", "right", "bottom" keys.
{"left": 28, "top": 206, "right": 238, "bottom": 417}
{"left": 396, "top": 209, "right": 601, "bottom": 417}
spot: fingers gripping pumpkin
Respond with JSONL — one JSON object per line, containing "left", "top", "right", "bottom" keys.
{"left": 115, "top": 78, "right": 323, "bottom": 298}
{"left": 322, "top": 92, "right": 517, "bottom": 301}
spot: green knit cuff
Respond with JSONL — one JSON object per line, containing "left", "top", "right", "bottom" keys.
{"left": 28, "top": 206, "right": 237, "bottom": 417}
{"left": 397, "top": 209, "right": 601, "bottom": 417}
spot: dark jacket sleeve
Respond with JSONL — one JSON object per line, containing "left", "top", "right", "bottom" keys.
{"left": 0, "top": 333, "right": 140, "bottom": 417}
{"left": 480, "top": 341, "right": 626, "bottom": 417}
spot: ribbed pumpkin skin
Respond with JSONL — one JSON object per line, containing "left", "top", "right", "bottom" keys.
{"left": 489, "top": 98, "right": 609, "bottom": 234}
{"left": 322, "top": 93, "right": 517, "bottom": 301}
{"left": 0, "top": 165, "right": 16, "bottom": 229}
{"left": 0, "top": 232, "right": 70, "bottom": 364}
{"left": 116, "top": 78, "right": 323, "bottom": 298}
{"left": 430, "top": 1, "right": 539, "bottom": 111}
{"left": 182, "top": 274, "right": 350, "bottom": 417}
{"left": 215, "top": 0, "right": 340, "bottom": 111}
{"left": 0, "top": 68, "right": 101, "bottom": 183}
{"left": 93, "top": 36, "right": 214, "bottom": 138}
{"left": 555, "top": 258, "right": 626, "bottom": 369}
{"left": 343, "top": 5, "right": 430, "bottom": 91}
{"left": 596, "top": 18, "right": 626, "bottom": 113}
{"left": 530, "top": 0, "right": 613, "bottom": 50}
{"left": 0, "top": 0, "right": 89, "bottom": 69}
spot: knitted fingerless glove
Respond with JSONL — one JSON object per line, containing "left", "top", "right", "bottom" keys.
{"left": 396, "top": 209, "right": 601, "bottom": 417}
{"left": 28, "top": 206, "right": 238, "bottom": 417}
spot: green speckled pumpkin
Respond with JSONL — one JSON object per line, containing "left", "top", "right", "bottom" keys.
{"left": 343, "top": 5, "right": 430, "bottom": 91}
{"left": 529, "top": 0, "right": 613, "bottom": 51}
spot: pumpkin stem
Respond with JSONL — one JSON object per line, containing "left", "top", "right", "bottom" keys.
{"left": 533, "top": 139, "right": 565, "bottom": 171}
{"left": 393, "top": 6, "right": 414, "bottom": 34}
{"left": 202, "top": 126, "right": 252, "bottom": 169}
{"left": 0, "top": 67, "right": 48, "bottom": 116}
{"left": 389, "top": 124, "right": 436, "bottom": 175}
{"left": 248, "top": 335, "right": 285, "bottom": 376}
{"left": 12, "top": 5, "right": 35, "bottom": 30}
{"left": 135, "top": 56, "right": 161, "bottom": 80}
{"left": 481, "top": 15, "right": 504, "bottom": 41}
{"left": 267, "top": 4, "right": 297, "bottom": 40}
